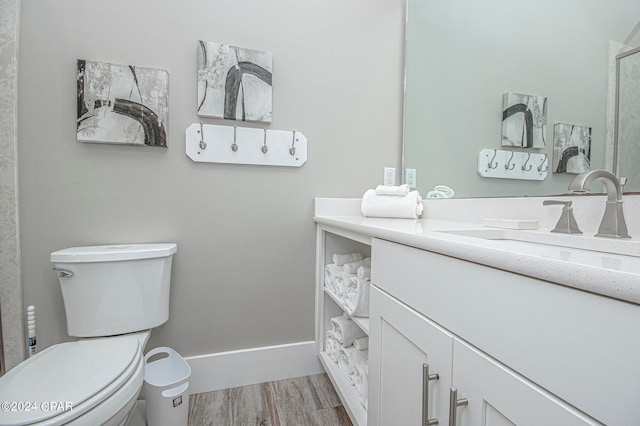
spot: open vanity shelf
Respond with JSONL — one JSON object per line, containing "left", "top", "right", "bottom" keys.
{"left": 315, "top": 225, "right": 372, "bottom": 426}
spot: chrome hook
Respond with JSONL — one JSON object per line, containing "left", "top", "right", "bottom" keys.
{"left": 538, "top": 154, "right": 549, "bottom": 172}
{"left": 487, "top": 149, "right": 498, "bottom": 169}
{"left": 289, "top": 131, "right": 296, "bottom": 156}
{"left": 231, "top": 125, "right": 238, "bottom": 152}
{"left": 261, "top": 128, "right": 268, "bottom": 154}
{"left": 521, "top": 152, "right": 532, "bottom": 171}
{"left": 505, "top": 150, "right": 515, "bottom": 170}
{"left": 199, "top": 122, "right": 207, "bottom": 150}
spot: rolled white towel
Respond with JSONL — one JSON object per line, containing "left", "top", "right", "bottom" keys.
{"left": 361, "top": 189, "right": 424, "bottom": 219}
{"left": 375, "top": 184, "right": 410, "bottom": 196}
{"left": 353, "top": 361, "right": 368, "bottom": 403}
{"left": 333, "top": 252, "right": 364, "bottom": 266}
{"left": 344, "top": 276, "right": 371, "bottom": 317}
{"left": 357, "top": 265, "right": 371, "bottom": 279}
{"left": 353, "top": 336, "right": 369, "bottom": 351}
{"left": 334, "top": 272, "right": 355, "bottom": 303}
{"left": 337, "top": 347, "right": 368, "bottom": 384}
{"left": 343, "top": 257, "right": 371, "bottom": 274}
{"left": 355, "top": 363, "right": 369, "bottom": 409}
{"left": 324, "top": 264, "right": 342, "bottom": 295}
{"left": 331, "top": 315, "right": 367, "bottom": 347}
{"left": 326, "top": 330, "right": 341, "bottom": 363}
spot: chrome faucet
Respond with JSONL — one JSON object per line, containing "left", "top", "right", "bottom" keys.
{"left": 568, "top": 169, "right": 630, "bottom": 239}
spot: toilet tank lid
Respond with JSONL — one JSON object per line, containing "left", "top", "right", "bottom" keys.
{"left": 51, "top": 243, "right": 177, "bottom": 263}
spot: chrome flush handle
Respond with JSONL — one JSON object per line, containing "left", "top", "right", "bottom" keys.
{"left": 53, "top": 268, "right": 73, "bottom": 278}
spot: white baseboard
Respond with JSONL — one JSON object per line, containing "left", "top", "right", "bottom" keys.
{"left": 184, "top": 341, "right": 324, "bottom": 395}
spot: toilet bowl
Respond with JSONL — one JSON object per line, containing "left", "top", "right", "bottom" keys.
{"left": 0, "top": 243, "right": 177, "bottom": 426}
{"left": 0, "top": 333, "right": 149, "bottom": 426}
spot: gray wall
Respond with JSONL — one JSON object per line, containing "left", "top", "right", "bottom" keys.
{"left": 18, "top": 0, "right": 405, "bottom": 356}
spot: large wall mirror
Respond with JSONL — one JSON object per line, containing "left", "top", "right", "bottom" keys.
{"left": 403, "top": 0, "right": 640, "bottom": 198}
{"left": 614, "top": 47, "right": 640, "bottom": 190}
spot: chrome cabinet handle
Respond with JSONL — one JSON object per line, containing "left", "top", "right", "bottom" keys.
{"left": 448, "top": 387, "right": 468, "bottom": 426}
{"left": 422, "top": 363, "right": 440, "bottom": 426}
{"left": 53, "top": 268, "right": 73, "bottom": 278}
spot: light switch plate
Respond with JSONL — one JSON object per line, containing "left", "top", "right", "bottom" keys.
{"left": 405, "top": 168, "right": 416, "bottom": 189}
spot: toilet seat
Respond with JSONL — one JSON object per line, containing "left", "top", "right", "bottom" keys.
{"left": 0, "top": 335, "right": 143, "bottom": 425}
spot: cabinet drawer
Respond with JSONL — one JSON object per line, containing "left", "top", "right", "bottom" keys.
{"left": 371, "top": 238, "right": 640, "bottom": 425}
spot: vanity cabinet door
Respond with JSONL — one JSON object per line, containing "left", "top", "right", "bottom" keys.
{"left": 450, "top": 339, "right": 601, "bottom": 426}
{"left": 368, "top": 286, "right": 454, "bottom": 426}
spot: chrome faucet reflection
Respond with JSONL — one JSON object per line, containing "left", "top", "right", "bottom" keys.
{"left": 568, "top": 169, "right": 630, "bottom": 239}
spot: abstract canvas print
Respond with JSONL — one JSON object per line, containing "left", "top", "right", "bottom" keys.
{"left": 77, "top": 60, "right": 168, "bottom": 147}
{"left": 197, "top": 40, "right": 272, "bottom": 123}
{"left": 552, "top": 123, "right": 591, "bottom": 174}
{"left": 501, "top": 92, "right": 547, "bottom": 148}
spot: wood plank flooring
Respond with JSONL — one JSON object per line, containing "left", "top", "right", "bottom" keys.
{"left": 188, "top": 373, "right": 353, "bottom": 426}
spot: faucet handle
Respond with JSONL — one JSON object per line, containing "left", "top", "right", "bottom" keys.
{"left": 543, "top": 200, "right": 583, "bottom": 234}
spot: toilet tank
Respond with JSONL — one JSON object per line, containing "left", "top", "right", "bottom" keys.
{"left": 50, "top": 243, "right": 177, "bottom": 337}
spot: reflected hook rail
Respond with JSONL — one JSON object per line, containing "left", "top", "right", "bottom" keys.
{"left": 488, "top": 149, "right": 498, "bottom": 169}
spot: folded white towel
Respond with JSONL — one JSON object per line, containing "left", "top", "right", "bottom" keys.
{"left": 325, "top": 330, "right": 341, "bottom": 363}
{"left": 375, "top": 184, "right": 410, "bottom": 196}
{"left": 353, "top": 336, "right": 369, "bottom": 351}
{"left": 337, "top": 347, "right": 368, "bottom": 385}
{"left": 331, "top": 315, "right": 367, "bottom": 347}
{"left": 361, "top": 189, "right": 424, "bottom": 219}
{"left": 357, "top": 265, "right": 371, "bottom": 279}
{"left": 343, "top": 257, "right": 371, "bottom": 274}
{"left": 324, "top": 264, "right": 342, "bottom": 295}
{"left": 344, "top": 276, "right": 371, "bottom": 317}
{"left": 333, "top": 252, "right": 364, "bottom": 266}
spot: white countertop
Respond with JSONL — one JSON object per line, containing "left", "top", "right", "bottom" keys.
{"left": 315, "top": 199, "right": 640, "bottom": 306}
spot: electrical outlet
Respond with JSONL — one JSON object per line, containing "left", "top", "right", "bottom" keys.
{"left": 384, "top": 167, "right": 396, "bottom": 186}
{"left": 405, "top": 168, "right": 417, "bottom": 189}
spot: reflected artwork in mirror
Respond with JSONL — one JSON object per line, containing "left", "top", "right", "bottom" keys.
{"left": 403, "top": 0, "right": 640, "bottom": 198}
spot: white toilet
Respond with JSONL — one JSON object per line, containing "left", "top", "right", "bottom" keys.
{"left": 0, "top": 243, "right": 177, "bottom": 426}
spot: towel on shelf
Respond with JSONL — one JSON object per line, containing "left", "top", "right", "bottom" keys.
{"left": 333, "top": 253, "right": 363, "bottom": 266}
{"left": 325, "top": 330, "right": 341, "bottom": 363}
{"left": 353, "top": 362, "right": 368, "bottom": 408}
{"left": 361, "top": 189, "right": 424, "bottom": 219}
{"left": 331, "top": 315, "right": 367, "bottom": 347}
{"left": 353, "top": 336, "right": 369, "bottom": 351}
{"left": 343, "top": 257, "right": 371, "bottom": 274}
{"left": 324, "top": 263, "right": 342, "bottom": 295}
{"left": 337, "top": 347, "right": 369, "bottom": 385}
{"left": 334, "top": 272, "right": 356, "bottom": 303}
{"left": 357, "top": 265, "right": 371, "bottom": 279}
{"left": 375, "top": 184, "right": 410, "bottom": 196}
{"left": 344, "top": 276, "right": 371, "bottom": 317}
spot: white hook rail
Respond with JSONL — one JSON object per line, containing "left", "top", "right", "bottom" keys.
{"left": 185, "top": 123, "right": 307, "bottom": 167}
{"left": 477, "top": 149, "right": 548, "bottom": 181}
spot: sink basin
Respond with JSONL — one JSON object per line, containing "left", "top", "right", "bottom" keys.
{"left": 436, "top": 228, "right": 640, "bottom": 258}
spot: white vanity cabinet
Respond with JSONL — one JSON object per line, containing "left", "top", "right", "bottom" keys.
{"left": 368, "top": 286, "right": 597, "bottom": 426}
{"left": 315, "top": 225, "right": 372, "bottom": 426}
{"left": 369, "top": 237, "right": 640, "bottom": 425}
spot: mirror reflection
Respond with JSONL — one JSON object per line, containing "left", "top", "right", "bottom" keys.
{"left": 403, "top": 0, "right": 640, "bottom": 198}
{"left": 614, "top": 47, "right": 640, "bottom": 191}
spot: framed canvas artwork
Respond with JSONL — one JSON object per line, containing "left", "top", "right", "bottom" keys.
{"left": 552, "top": 123, "right": 591, "bottom": 173}
{"left": 501, "top": 92, "right": 547, "bottom": 148}
{"left": 77, "top": 60, "right": 169, "bottom": 147}
{"left": 197, "top": 40, "right": 273, "bottom": 123}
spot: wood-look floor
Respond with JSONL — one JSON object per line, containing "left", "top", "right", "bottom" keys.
{"left": 188, "top": 373, "right": 353, "bottom": 426}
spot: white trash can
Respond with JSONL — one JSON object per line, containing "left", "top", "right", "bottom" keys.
{"left": 143, "top": 347, "right": 191, "bottom": 426}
